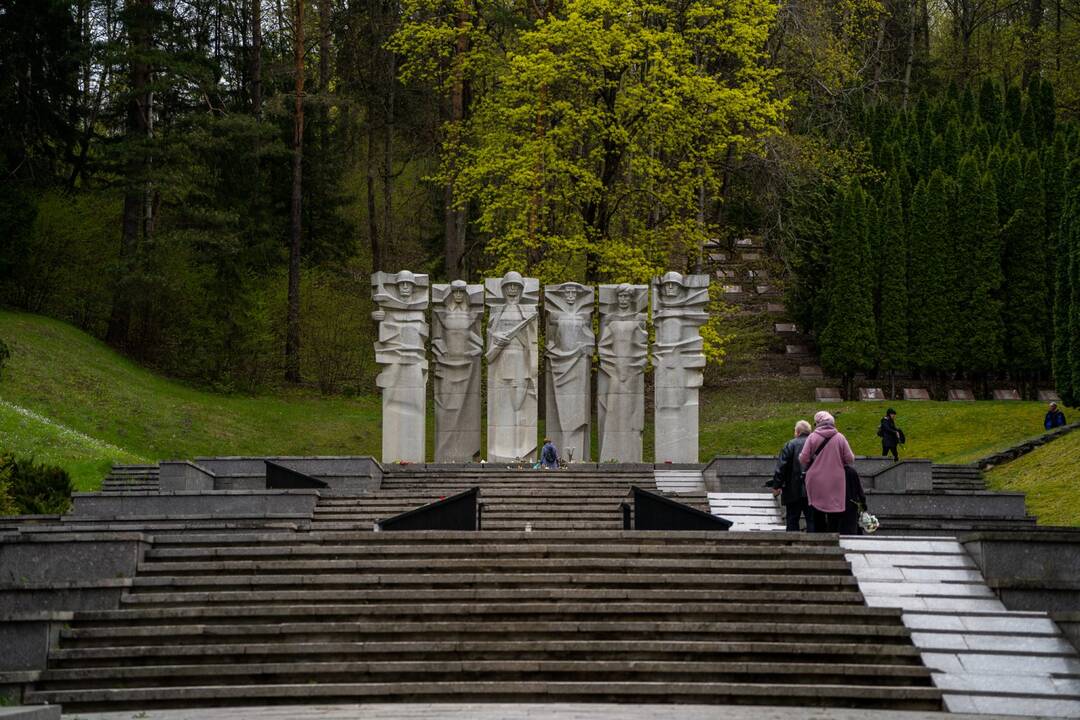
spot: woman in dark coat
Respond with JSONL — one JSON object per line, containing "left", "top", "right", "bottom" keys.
{"left": 878, "top": 408, "right": 903, "bottom": 461}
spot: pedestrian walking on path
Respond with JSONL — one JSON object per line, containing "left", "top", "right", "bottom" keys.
{"left": 799, "top": 411, "right": 856, "bottom": 533}
{"left": 767, "top": 420, "right": 814, "bottom": 531}
{"left": 877, "top": 408, "right": 904, "bottom": 461}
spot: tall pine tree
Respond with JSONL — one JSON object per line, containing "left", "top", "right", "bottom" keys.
{"left": 877, "top": 177, "right": 908, "bottom": 396}
{"left": 1002, "top": 153, "right": 1049, "bottom": 389}
{"left": 819, "top": 180, "right": 877, "bottom": 395}
{"left": 1060, "top": 161, "right": 1080, "bottom": 405}
{"left": 954, "top": 155, "right": 1004, "bottom": 392}
{"left": 908, "top": 171, "right": 957, "bottom": 378}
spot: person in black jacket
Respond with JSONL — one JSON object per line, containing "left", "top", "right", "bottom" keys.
{"left": 766, "top": 420, "right": 814, "bottom": 531}
{"left": 878, "top": 408, "right": 904, "bottom": 461}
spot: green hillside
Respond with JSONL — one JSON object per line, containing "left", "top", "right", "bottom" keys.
{"left": 0, "top": 310, "right": 1059, "bottom": 491}
{"left": 986, "top": 432, "right": 1080, "bottom": 526}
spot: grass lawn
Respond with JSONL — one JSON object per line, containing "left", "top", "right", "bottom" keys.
{"left": 986, "top": 430, "right": 1080, "bottom": 526}
{"left": 0, "top": 310, "right": 1060, "bottom": 492}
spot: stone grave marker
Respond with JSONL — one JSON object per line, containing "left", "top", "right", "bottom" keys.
{"left": 715, "top": 269, "right": 735, "bottom": 278}
{"left": 722, "top": 284, "right": 743, "bottom": 295}
{"left": 735, "top": 237, "right": 756, "bottom": 247}
{"left": 903, "top": 388, "right": 931, "bottom": 400}
{"left": 709, "top": 252, "right": 727, "bottom": 263}
{"left": 947, "top": 388, "right": 975, "bottom": 401}
{"left": 774, "top": 322, "right": 797, "bottom": 334}
{"left": 992, "top": 388, "right": 1022, "bottom": 400}
{"left": 785, "top": 344, "right": 810, "bottom": 355}
{"left": 765, "top": 302, "right": 785, "bottom": 313}
{"left": 858, "top": 387, "right": 885, "bottom": 401}
{"left": 815, "top": 387, "right": 842, "bottom": 402}
{"left": 755, "top": 284, "right": 774, "bottom": 295}
{"left": 1038, "top": 389, "right": 1062, "bottom": 403}
{"left": 799, "top": 365, "right": 823, "bottom": 379}
{"left": 741, "top": 251, "right": 761, "bottom": 261}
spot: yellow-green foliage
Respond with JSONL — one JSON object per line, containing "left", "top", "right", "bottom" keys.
{"left": 986, "top": 430, "right": 1080, "bottom": 526}
{"left": 395, "top": 0, "right": 785, "bottom": 283}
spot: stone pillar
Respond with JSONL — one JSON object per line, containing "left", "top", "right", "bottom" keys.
{"left": 485, "top": 271, "right": 540, "bottom": 462}
{"left": 432, "top": 280, "right": 484, "bottom": 462}
{"left": 597, "top": 283, "right": 648, "bottom": 462}
{"left": 544, "top": 282, "right": 594, "bottom": 462}
{"left": 371, "top": 270, "right": 429, "bottom": 463}
{"left": 651, "top": 272, "right": 709, "bottom": 463}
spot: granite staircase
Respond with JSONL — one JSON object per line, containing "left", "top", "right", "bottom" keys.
{"left": 101, "top": 465, "right": 161, "bottom": 493}
{"left": 24, "top": 530, "right": 941, "bottom": 712}
{"left": 931, "top": 465, "right": 986, "bottom": 492}
{"left": 312, "top": 468, "right": 708, "bottom": 532}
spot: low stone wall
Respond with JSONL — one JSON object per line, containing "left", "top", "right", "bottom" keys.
{"left": 703, "top": 455, "right": 928, "bottom": 492}
{"left": 866, "top": 490, "right": 1026, "bottom": 517}
{"left": 1053, "top": 612, "right": 1080, "bottom": 653}
{"left": 159, "top": 460, "right": 216, "bottom": 491}
{"left": 71, "top": 490, "right": 319, "bottom": 518}
{"left": 0, "top": 612, "right": 70, "bottom": 672}
{"left": 193, "top": 456, "right": 383, "bottom": 493}
{"left": 961, "top": 529, "right": 1080, "bottom": 611}
{"left": 976, "top": 422, "right": 1080, "bottom": 470}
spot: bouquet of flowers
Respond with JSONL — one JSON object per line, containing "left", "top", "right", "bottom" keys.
{"left": 853, "top": 501, "right": 879, "bottom": 534}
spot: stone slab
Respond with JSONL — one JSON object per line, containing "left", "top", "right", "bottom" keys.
{"left": 773, "top": 323, "right": 796, "bottom": 334}
{"left": 0, "top": 708, "right": 60, "bottom": 720}
{"left": 0, "top": 533, "right": 148, "bottom": 587}
{"left": 864, "top": 491, "right": 1026, "bottom": 517}
{"left": 992, "top": 388, "right": 1022, "bottom": 400}
{"left": 946, "top": 389, "right": 974, "bottom": 401}
{"left": 961, "top": 530, "right": 1080, "bottom": 610}
{"left": 159, "top": 460, "right": 215, "bottom": 491}
{"left": 902, "top": 388, "right": 930, "bottom": 401}
{"left": 798, "top": 365, "right": 823, "bottom": 379}
{"left": 765, "top": 303, "right": 785, "bottom": 313}
{"left": 1038, "top": 390, "right": 1062, "bottom": 403}
{"left": 814, "top": 387, "right": 842, "bottom": 402}
{"left": 71, "top": 491, "right": 318, "bottom": 518}
{"left": 858, "top": 388, "right": 885, "bottom": 401}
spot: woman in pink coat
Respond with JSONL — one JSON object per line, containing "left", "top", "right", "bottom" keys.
{"left": 798, "top": 411, "right": 855, "bottom": 533}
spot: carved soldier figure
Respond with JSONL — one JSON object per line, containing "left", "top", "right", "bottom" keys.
{"left": 652, "top": 272, "right": 709, "bottom": 463}
{"left": 597, "top": 283, "right": 648, "bottom": 462}
{"left": 431, "top": 280, "right": 484, "bottom": 462}
{"left": 371, "top": 270, "right": 429, "bottom": 463}
{"left": 485, "top": 272, "right": 540, "bottom": 462}
{"left": 544, "top": 282, "right": 594, "bottom": 462}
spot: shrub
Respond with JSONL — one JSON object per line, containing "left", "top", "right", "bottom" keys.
{"left": 0, "top": 453, "right": 73, "bottom": 515}
{"left": 0, "top": 337, "right": 9, "bottom": 379}
{"left": 0, "top": 454, "right": 17, "bottom": 516}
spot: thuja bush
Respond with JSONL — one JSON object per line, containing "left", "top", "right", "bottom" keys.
{"left": 0, "top": 453, "right": 73, "bottom": 515}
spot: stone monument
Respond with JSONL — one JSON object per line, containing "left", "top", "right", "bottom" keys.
{"left": 544, "top": 282, "right": 594, "bottom": 462}
{"left": 597, "top": 283, "right": 648, "bottom": 462}
{"left": 652, "top": 271, "right": 709, "bottom": 463}
{"left": 485, "top": 272, "right": 540, "bottom": 462}
{"left": 431, "top": 280, "right": 484, "bottom": 462}
{"left": 371, "top": 270, "right": 429, "bottom": 463}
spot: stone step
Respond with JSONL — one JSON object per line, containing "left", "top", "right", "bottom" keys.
{"left": 45, "top": 638, "right": 923, "bottom": 666}
{"left": 35, "top": 658, "right": 932, "bottom": 687}
{"left": 143, "top": 543, "right": 845, "bottom": 560}
{"left": 24, "top": 679, "right": 942, "bottom": 711}
{"left": 119, "top": 587, "right": 867, "bottom": 607}
{"left": 133, "top": 558, "right": 851, "bottom": 576}
{"left": 76, "top": 602, "right": 900, "bottom": 625}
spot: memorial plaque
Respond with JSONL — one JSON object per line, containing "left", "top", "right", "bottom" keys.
{"left": 948, "top": 389, "right": 975, "bottom": 401}
{"left": 785, "top": 344, "right": 810, "bottom": 355}
{"left": 1037, "top": 390, "right": 1062, "bottom": 403}
{"left": 993, "top": 388, "right": 1022, "bottom": 401}
{"left": 903, "top": 388, "right": 931, "bottom": 400}
{"left": 799, "top": 365, "right": 824, "bottom": 379}
{"left": 774, "top": 323, "right": 797, "bottom": 334}
{"left": 815, "top": 387, "right": 843, "bottom": 402}
{"left": 858, "top": 387, "right": 885, "bottom": 401}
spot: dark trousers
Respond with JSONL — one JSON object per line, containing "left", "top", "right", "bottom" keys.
{"left": 882, "top": 444, "right": 898, "bottom": 461}
{"left": 784, "top": 499, "right": 815, "bottom": 532}
{"left": 811, "top": 506, "right": 859, "bottom": 535}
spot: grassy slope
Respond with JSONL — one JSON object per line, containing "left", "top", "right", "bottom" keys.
{"left": 986, "top": 430, "right": 1080, "bottom": 526}
{"left": 0, "top": 310, "right": 1057, "bottom": 493}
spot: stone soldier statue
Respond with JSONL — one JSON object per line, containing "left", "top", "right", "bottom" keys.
{"left": 431, "top": 279, "right": 484, "bottom": 462}
{"left": 597, "top": 283, "right": 648, "bottom": 462}
{"left": 652, "top": 271, "right": 709, "bottom": 463}
{"left": 544, "top": 282, "right": 594, "bottom": 462}
{"left": 371, "top": 270, "right": 429, "bottom": 463}
{"left": 485, "top": 271, "right": 540, "bottom": 462}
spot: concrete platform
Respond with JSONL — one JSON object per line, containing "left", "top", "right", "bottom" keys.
{"left": 62, "top": 704, "right": 994, "bottom": 720}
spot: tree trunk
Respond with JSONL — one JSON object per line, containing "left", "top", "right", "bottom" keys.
{"left": 1023, "top": 0, "right": 1043, "bottom": 85}
{"left": 285, "top": 0, "right": 305, "bottom": 383}
{"left": 318, "top": 0, "right": 330, "bottom": 152}
{"left": 443, "top": 0, "right": 469, "bottom": 280}
{"left": 107, "top": 0, "right": 153, "bottom": 348}
{"left": 902, "top": 0, "right": 917, "bottom": 107}
{"left": 382, "top": 51, "right": 395, "bottom": 260}
{"left": 251, "top": 0, "right": 262, "bottom": 115}
{"left": 367, "top": 108, "right": 381, "bottom": 271}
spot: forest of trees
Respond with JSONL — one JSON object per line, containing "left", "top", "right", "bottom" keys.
{"left": 4, "top": 0, "right": 1080, "bottom": 394}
